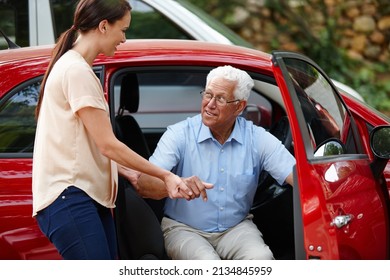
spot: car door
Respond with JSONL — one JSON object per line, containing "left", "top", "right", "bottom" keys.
{"left": 271, "top": 51, "right": 389, "bottom": 259}
{"left": 0, "top": 65, "right": 104, "bottom": 259}
{"left": 0, "top": 77, "right": 61, "bottom": 259}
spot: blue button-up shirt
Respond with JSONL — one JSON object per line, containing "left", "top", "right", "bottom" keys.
{"left": 150, "top": 114, "right": 295, "bottom": 232}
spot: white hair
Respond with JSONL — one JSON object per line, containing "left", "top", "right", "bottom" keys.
{"left": 206, "top": 65, "right": 254, "bottom": 100}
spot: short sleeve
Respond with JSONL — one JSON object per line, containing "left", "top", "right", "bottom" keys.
{"left": 149, "top": 122, "right": 186, "bottom": 171}
{"left": 257, "top": 128, "right": 296, "bottom": 185}
{"left": 63, "top": 62, "right": 106, "bottom": 114}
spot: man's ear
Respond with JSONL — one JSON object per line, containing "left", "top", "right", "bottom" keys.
{"left": 236, "top": 100, "right": 247, "bottom": 115}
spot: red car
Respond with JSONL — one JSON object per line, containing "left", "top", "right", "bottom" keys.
{"left": 0, "top": 40, "right": 389, "bottom": 260}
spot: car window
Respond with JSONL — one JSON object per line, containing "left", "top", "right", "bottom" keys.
{"left": 51, "top": 0, "right": 78, "bottom": 39}
{"left": 0, "top": 0, "right": 193, "bottom": 49}
{"left": 50, "top": 0, "right": 193, "bottom": 41}
{"left": 127, "top": 0, "right": 192, "bottom": 40}
{"left": 0, "top": 0, "right": 29, "bottom": 49}
{"left": 283, "top": 58, "right": 360, "bottom": 156}
{"left": 0, "top": 80, "right": 39, "bottom": 154}
{"left": 0, "top": 68, "right": 103, "bottom": 155}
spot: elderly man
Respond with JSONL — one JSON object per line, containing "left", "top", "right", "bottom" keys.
{"left": 130, "top": 65, "right": 295, "bottom": 260}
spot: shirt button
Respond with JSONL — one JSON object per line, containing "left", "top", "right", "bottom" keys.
{"left": 221, "top": 149, "right": 224, "bottom": 153}
{"left": 220, "top": 187, "right": 224, "bottom": 192}
{"left": 220, "top": 168, "right": 224, "bottom": 173}
{"left": 220, "top": 207, "right": 224, "bottom": 211}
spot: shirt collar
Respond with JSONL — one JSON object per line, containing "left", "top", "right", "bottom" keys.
{"left": 197, "top": 117, "right": 244, "bottom": 145}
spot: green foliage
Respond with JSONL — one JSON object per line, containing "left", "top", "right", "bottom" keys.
{"left": 350, "top": 62, "right": 390, "bottom": 112}
{"left": 378, "top": 0, "right": 390, "bottom": 15}
{"left": 186, "top": 0, "right": 244, "bottom": 22}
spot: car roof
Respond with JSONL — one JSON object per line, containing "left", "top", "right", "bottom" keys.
{"left": 0, "top": 39, "right": 270, "bottom": 64}
{"left": 105, "top": 39, "right": 271, "bottom": 67}
{"left": 0, "top": 39, "right": 273, "bottom": 95}
{"left": 0, "top": 45, "right": 52, "bottom": 64}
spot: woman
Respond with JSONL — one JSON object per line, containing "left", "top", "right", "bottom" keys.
{"left": 32, "top": 0, "right": 196, "bottom": 260}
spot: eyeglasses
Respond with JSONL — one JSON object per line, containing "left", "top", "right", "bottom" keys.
{"left": 200, "top": 90, "right": 240, "bottom": 107}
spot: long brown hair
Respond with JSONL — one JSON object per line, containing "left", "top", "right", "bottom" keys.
{"left": 35, "top": 0, "right": 131, "bottom": 119}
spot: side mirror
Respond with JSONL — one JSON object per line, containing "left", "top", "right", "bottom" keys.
{"left": 314, "top": 139, "right": 346, "bottom": 157}
{"left": 370, "top": 126, "right": 390, "bottom": 159}
{"left": 370, "top": 125, "right": 390, "bottom": 178}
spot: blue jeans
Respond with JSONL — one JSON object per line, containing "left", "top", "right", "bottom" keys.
{"left": 36, "top": 186, "right": 117, "bottom": 260}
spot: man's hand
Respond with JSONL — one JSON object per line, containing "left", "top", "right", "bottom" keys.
{"left": 182, "top": 176, "right": 213, "bottom": 201}
{"left": 118, "top": 165, "right": 141, "bottom": 191}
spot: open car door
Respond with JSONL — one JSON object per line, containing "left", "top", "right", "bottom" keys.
{"left": 271, "top": 51, "right": 389, "bottom": 259}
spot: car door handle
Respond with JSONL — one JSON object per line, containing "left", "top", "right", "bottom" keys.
{"left": 331, "top": 214, "right": 352, "bottom": 228}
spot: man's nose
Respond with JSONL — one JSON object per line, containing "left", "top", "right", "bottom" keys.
{"left": 206, "top": 96, "right": 217, "bottom": 107}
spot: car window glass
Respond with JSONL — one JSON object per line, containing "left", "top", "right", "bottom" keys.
{"left": 0, "top": 81, "right": 39, "bottom": 153}
{"left": 50, "top": 0, "right": 78, "bottom": 39}
{"left": 283, "top": 58, "right": 359, "bottom": 156}
{"left": 0, "top": 69, "right": 102, "bottom": 155}
{"left": 0, "top": 0, "right": 29, "bottom": 49}
{"left": 127, "top": 0, "right": 191, "bottom": 39}
{"left": 50, "top": 0, "right": 192, "bottom": 42}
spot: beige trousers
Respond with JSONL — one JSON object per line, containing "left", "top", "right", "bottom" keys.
{"left": 161, "top": 214, "right": 274, "bottom": 260}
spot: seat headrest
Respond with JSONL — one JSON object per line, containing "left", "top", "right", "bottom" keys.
{"left": 119, "top": 73, "right": 139, "bottom": 114}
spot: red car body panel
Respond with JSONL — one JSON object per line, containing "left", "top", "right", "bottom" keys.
{"left": 342, "top": 94, "right": 390, "bottom": 196}
{"left": 0, "top": 40, "right": 389, "bottom": 259}
{"left": 0, "top": 158, "right": 61, "bottom": 259}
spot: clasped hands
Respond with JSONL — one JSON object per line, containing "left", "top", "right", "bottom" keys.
{"left": 119, "top": 165, "right": 213, "bottom": 201}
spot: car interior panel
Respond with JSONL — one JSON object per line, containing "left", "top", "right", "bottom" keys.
{"left": 115, "top": 73, "right": 151, "bottom": 159}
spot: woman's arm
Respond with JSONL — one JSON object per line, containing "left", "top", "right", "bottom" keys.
{"left": 77, "top": 106, "right": 194, "bottom": 199}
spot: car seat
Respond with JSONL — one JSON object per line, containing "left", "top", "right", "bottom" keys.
{"left": 115, "top": 73, "right": 150, "bottom": 159}
{"left": 115, "top": 176, "right": 165, "bottom": 259}
{"left": 113, "top": 73, "right": 165, "bottom": 259}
